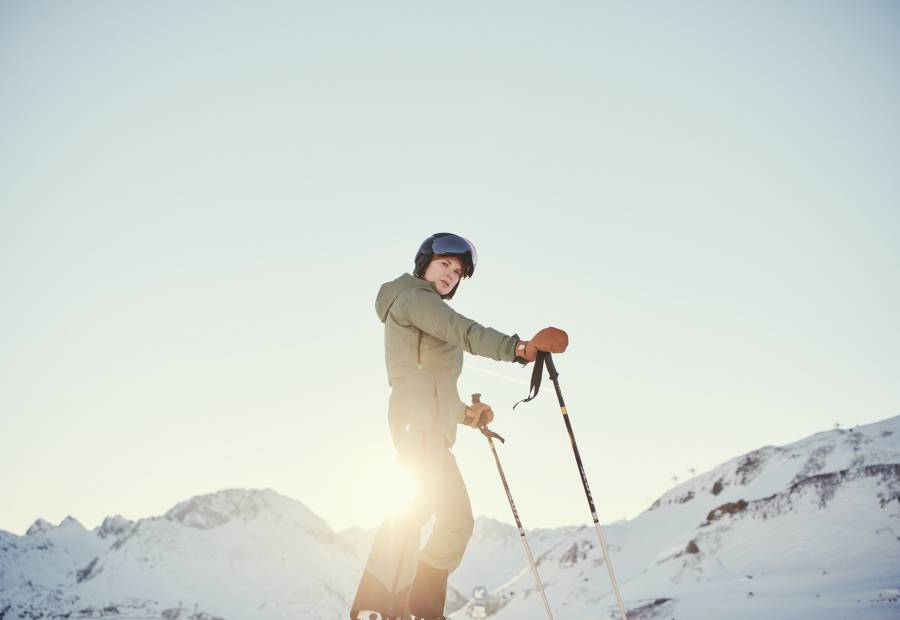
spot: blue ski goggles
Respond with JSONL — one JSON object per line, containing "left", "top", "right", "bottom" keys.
{"left": 421, "top": 233, "right": 478, "bottom": 276}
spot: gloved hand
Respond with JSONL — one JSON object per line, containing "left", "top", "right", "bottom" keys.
{"left": 464, "top": 401, "right": 494, "bottom": 427}
{"left": 515, "top": 327, "right": 569, "bottom": 363}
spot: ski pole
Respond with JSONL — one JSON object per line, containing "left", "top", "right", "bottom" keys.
{"left": 541, "top": 354, "right": 627, "bottom": 620}
{"left": 472, "top": 394, "right": 554, "bottom": 620}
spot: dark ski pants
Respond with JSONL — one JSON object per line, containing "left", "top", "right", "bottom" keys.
{"left": 353, "top": 429, "right": 474, "bottom": 614}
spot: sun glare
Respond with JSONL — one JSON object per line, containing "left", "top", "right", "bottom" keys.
{"left": 352, "top": 451, "right": 421, "bottom": 525}
{"left": 382, "top": 458, "right": 419, "bottom": 517}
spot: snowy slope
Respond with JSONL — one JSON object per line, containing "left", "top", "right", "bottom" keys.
{"left": 1, "top": 489, "right": 361, "bottom": 619}
{"left": 447, "top": 416, "right": 900, "bottom": 619}
{"left": 0, "top": 515, "right": 109, "bottom": 615}
{"left": 2, "top": 418, "right": 898, "bottom": 619}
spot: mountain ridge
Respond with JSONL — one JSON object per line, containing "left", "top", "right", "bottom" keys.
{"left": 2, "top": 414, "right": 898, "bottom": 619}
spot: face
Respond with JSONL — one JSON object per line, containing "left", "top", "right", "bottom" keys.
{"left": 423, "top": 255, "right": 464, "bottom": 296}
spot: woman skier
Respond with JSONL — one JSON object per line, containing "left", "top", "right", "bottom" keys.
{"left": 351, "top": 232, "right": 568, "bottom": 620}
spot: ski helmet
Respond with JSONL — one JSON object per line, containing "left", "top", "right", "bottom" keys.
{"left": 413, "top": 232, "right": 477, "bottom": 299}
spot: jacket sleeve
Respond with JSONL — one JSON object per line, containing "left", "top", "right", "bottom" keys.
{"left": 396, "top": 288, "right": 519, "bottom": 362}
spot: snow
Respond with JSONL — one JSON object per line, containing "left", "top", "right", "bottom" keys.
{"left": 24, "top": 518, "right": 54, "bottom": 536}
{"left": 2, "top": 416, "right": 899, "bottom": 619}
{"left": 442, "top": 416, "right": 900, "bottom": 619}
{"left": 95, "top": 514, "right": 134, "bottom": 540}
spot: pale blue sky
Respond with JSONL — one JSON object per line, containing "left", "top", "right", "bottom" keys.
{"left": 2, "top": 2, "right": 899, "bottom": 535}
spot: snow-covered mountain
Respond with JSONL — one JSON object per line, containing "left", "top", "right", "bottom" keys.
{"left": 449, "top": 416, "right": 900, "bottom": 619}
{"left": 1, "top": 489, "right": 360, "bottom": 619}
{"left": 2, "top": 417, "right": 899, "bottom": 619}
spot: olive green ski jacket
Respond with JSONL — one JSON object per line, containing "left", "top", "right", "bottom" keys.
{"left": 375, "top": 273, "right": 520, "bottom": 449}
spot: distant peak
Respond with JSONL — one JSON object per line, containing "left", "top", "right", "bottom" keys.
{"left": 59, "top": 515, "right": 85, "bottom": 529}
{"left": 96, "top": 514, "right": 134, "bottom": 539}
{"left": 164, "top": 488, "right": 324, "bottom": 531}
{"left": 475, "top": 515, "right": 510, "bottom": 527}
{"left": 165, "top": 489, "right": 268, "bottom": 529}
{"left": 26, "top": 518, "right": 54, "bottom": 536}
{"left": 473, "top": 516, "right": 516, "bottom": 538}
